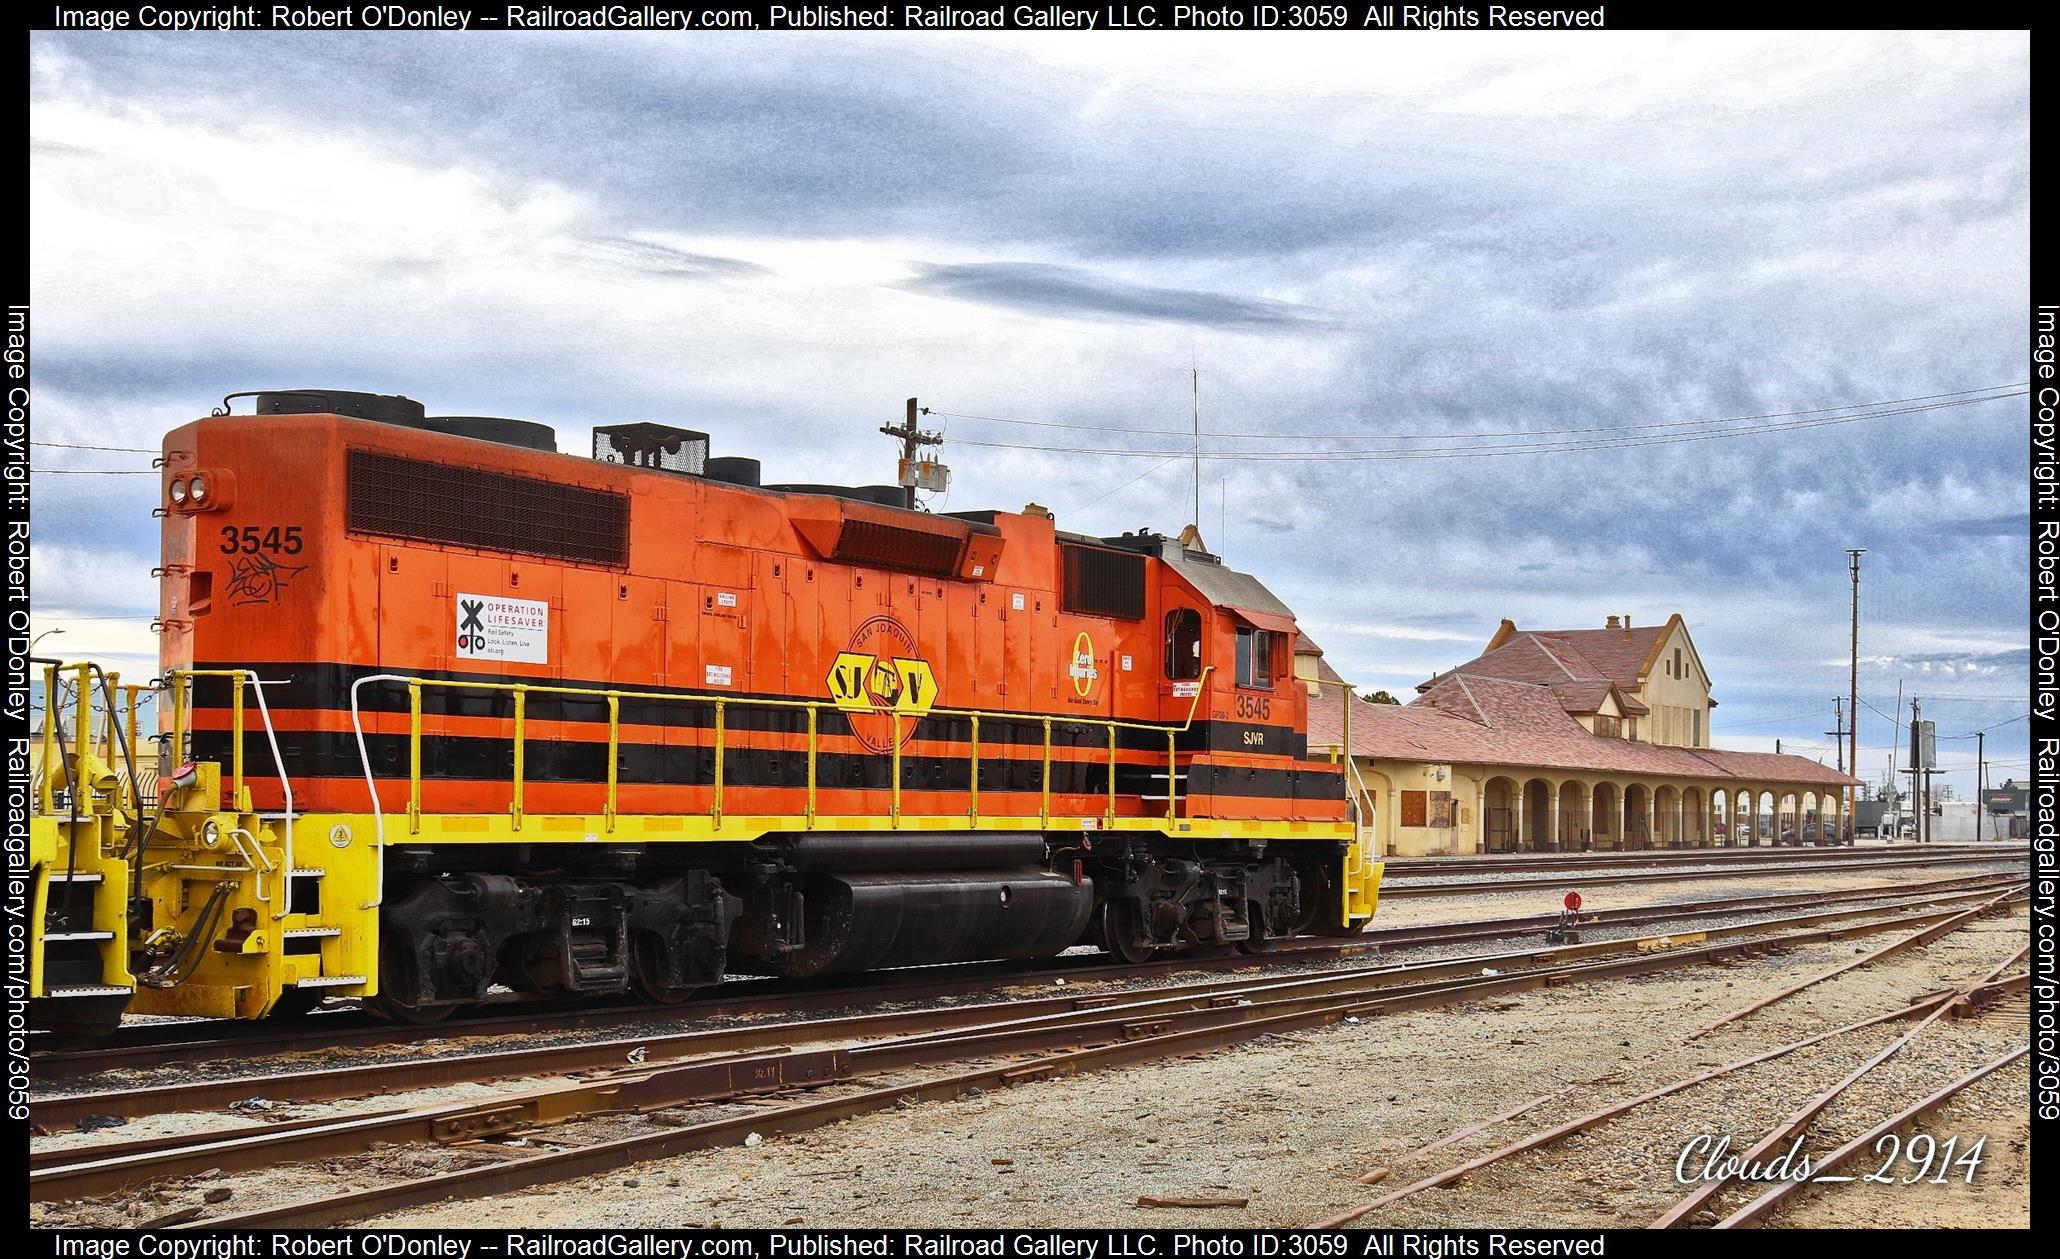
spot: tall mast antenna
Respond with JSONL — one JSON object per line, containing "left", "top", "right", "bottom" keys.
{"left": 1191, "top": 364, "right": 1201, "bottom": 530}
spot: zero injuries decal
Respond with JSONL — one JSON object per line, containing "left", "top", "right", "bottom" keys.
{"left": 826, "top": 614, "right": 938, "bottom": 752}
{"left": 456, "top": 592, "right": 550, "bottom": 664}
{"left": 1068, "top": 630, "right": 1100, "bottom": 699}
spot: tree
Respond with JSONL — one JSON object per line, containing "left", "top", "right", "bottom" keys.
{"left": 1365, "top": 690, "right": 1400, "bottom": 705}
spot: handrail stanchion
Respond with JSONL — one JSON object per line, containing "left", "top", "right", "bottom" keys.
{"left": 170, "top": 668, "right": 188, "bottom": 766}
{"left": 712, "top": 699, "right": 726, "bottom": 829}
{"left": 968, "top": 714, "right": 981, "bottom": 824}
{"left": 101, "top": 671, "right": 118, "bottom": 800}
{"left": 1040, "top": 718, "right": 1053, "bottom": 826}
{"left": 890, "top": 713, "right": 902, "bottom": 826}
{"left": 510, "top": 686, "right": 527, "bottom": 830}
{"left": 39, "top": 663, "right": 59, "bottom": 813}
{"left": 604, "top": 693, "right": 620, "bottom": 833}
{"left": 122, "top": 682, "right": 142, "bottom": 811}
{"left": 1105, "top": 726, "right": 1117, "bottom": 828}
{"left": 72, "top": 663, "right": 94, "bottom": 818}
{"left": 1166, "top": 729, "right": 1178, "bottom": 825}
{"left": 229, "top": 669, "right": 248, "bottom": 812}
{"left": 407, "top": 681, "right": 422, "bottom": 835}
{"left": 805, "top": 705, "right": 818, "bottom": 829}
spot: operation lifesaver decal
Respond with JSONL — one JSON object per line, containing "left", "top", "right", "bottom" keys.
{"left": 456, "top": 592, "right": 550, "bottom": 664}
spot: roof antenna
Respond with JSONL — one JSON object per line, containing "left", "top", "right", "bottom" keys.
{"left": 1190, "top": 357, "right": 1201, "bottom": 532}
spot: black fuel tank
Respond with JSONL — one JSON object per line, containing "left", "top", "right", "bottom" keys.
{"left": 780, "top": 868, "right": 1094, "bottom": 978}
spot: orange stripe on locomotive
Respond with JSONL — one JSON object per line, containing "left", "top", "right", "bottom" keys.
{"left": 157, "top": 405, "right": 1345, "bottom": 825}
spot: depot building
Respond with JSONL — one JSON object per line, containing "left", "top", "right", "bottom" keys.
{"left": 1301, "top": 614, "right": 1860, "bottom": 858}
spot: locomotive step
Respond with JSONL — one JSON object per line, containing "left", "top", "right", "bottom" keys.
{"left": 282, "top": 927, "right": 342, "bottom": 939}
{"left": 291, "top": 974, "right": 368, "bottom": 988}
{"left": 44, "top": 873, "right": 103, "bottom": 884}
{"left": 42, "top": 985, "right": 134, "bottom": 999}
{"left": 40, "top": 931, "right": 115, "bottom": 943}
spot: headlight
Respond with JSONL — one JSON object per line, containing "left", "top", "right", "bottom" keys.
{"left": 187, "top": 474, "right": 209, "bottom": 504}
{"left": 202, "top": 819, "right": 221, "bottom": 847}
{"left": 169, "top": 478, "right": 189, "bottom": 505}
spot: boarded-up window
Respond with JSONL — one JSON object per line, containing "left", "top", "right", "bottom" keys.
{"left": 1428, "top": 791, "right": 1454, "bottom": 828}
{"left": 1400, "top": 790, "right": 1427, "bottom": 828}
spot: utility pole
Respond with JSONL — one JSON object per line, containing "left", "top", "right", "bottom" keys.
{"left": 1827, "top": 697, "right": 1846, "bottom": 843}
{"left": 1977, "top": 730, "right": 1986, "bottom": 842}
{"left": 1884, "top": 677, "right": 1904, "bottom": 838}
{"left": 1846, "top": 549, "right": 1864, "bottom": 843}
{"left": 882, "top": 397, "right": 944, "bottom": 510}
{"left": 1911, "top": 695, "right": 1925, "bottom": 846}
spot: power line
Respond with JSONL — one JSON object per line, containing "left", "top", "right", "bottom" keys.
{"left": 1062, "top": 451, "right": 1191, "bottom": 517}
{"left": 1716, "top": 710, "right": 1822, "bottom": 730}
{"left": 1938, "top": 712, "right": 2030, "bottom": 738}
{"left": 944, "top": 390, "right": 2020, "bottom": 463}
{"left": 33, "top": 440, "right": 159, "bottom": 454}
{"left": 925, "top": 381, "right": 2026, "bottom": 444}
{"left": 31, "top": 468, "right": 160, "bottom": 475}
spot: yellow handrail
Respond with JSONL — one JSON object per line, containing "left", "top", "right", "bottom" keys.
{"left": 229, "top": 669, "right": 247, "bottom": 810}
{"left": 407, "top": 681, "right": 422, "bottom": 833}
{"left": 1039, "top": 718, "right": 1052, "bottom": 825}
{"left": 967, "top": 714, "right": 981, "bottom": 824}
{"left": 712, "top": 699, "right": 726, "bottom": 828}
{"left": 72, "top": 661, "right": 92, "bottom": 819}
{"left": 604, "top": 694, "right": 620, "bottom": 831}
{"left": 511, "top": 686, "right": 528, "bottom": 827}
{"left": 39, "top": 663, "right": 59, "bottom": 813}
{"left": 187, "top": 664, "right": 1219, "bottom": 829}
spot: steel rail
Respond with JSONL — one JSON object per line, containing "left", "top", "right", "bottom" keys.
{"left": 1649, "top": 940, "right": 2030, "bottom": 1228}
{"left": 1713, "top": 1043, "right": 2030, "bottom": 1228}
{"left": 1378, "top": 851, "right": 2022, "bottom": 897}
{"left": 1312, "top": 929, "right": 2024, "bottom": 1229}
{"left": 1679, "top": 895, "right": 2013, "bottom": 1041}
{"left": 1388, "top": 843, "right": 2022, "bottom": 874}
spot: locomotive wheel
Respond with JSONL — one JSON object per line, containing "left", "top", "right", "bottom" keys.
{"left": 1236, "top": 901, "right": 1276, "bottom": 955}
{"left": 631, "top": 938, "right": 698, "bottom": 1006}
{"left": 372, "top": 929, "right": 457, "bottom": 1024}
{"left": 1098, "top": 899, "right": 1156, "bottom": 965}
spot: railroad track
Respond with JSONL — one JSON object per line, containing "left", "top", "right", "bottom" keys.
{"left": 32, "top": 868, "right": 2021, "bottom": 1083}
{"left": 1313, "top": 924, "right": 2029, "bottom": 1230}
{"left": 1387, "top": 842, "right": 2023, "bottom": 876}
{"left": 31, "top": 883, "right": 2024, "bottom": 1221}
{"left": 1378, "top": 849, "right": 2025, "bottom": 897}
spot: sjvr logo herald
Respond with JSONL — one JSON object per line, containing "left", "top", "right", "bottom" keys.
{"left": 826, "top": 615, "right": 938, "bottom": 752}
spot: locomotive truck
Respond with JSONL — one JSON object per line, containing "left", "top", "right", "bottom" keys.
{"left": 28, "top": 389, "right": 1381, "bottom": 1029}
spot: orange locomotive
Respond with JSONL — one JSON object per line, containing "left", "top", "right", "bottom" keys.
{"left": 37, "top": 389, "right": 1378, "bottom": 1026}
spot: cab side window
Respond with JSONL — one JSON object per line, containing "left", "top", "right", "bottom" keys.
{"left": 1235, "top": 627, "right": 1274, "bottom": 690}
{"left": 1164, "top": 608, "right": 1202, "bottom": 681}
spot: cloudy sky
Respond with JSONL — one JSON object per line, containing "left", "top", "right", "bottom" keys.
{"left": 28, "top": 30, "right": 2030, "bottom": 799}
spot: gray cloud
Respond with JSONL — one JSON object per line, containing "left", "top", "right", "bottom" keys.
{"left": 576, "top": 236, "right": 771, "bottom": 281}
{"left": 901, "top": 261, "right": 1328, "bottom": 329}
